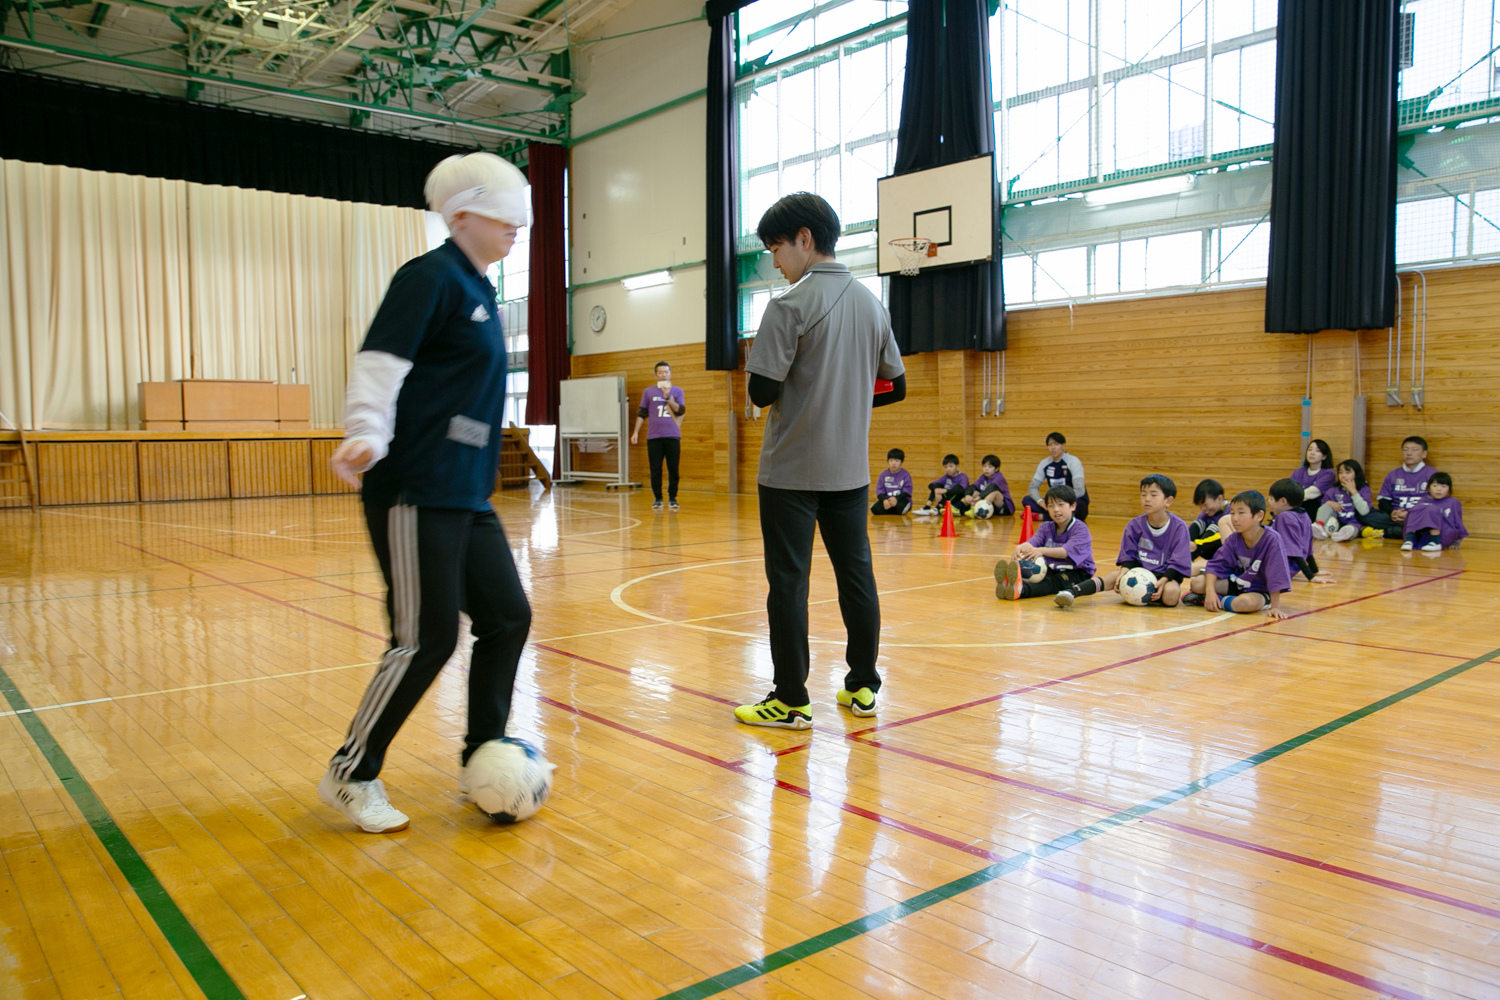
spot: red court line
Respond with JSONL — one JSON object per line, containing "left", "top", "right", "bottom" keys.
{"left": 124, "top": 541, "right": 1470, "bottom": 994}
{"left": 1258, "top": 631, "right": 1472, "bottom": 660}
{"left": 122, "top": 543, "right": 388, "bottom": 642}
{"left": 530, "top": 643, "right": 739, "bottom": 706}
{"left": 855, "top": 738, "right": 1500, "bottom": 922}
{"left": 1036, "top": 870, "right": 1429, "bottom": 1000}
{"left": 844, "top": 570, "right": 1463, "bottom": 739}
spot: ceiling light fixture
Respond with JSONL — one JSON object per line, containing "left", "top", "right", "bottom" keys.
{"left": 1084, "top": 174, "right": 1197, "bottom": 207}
{"left": 621, "top": 271, "right": 673, "bottom": 290}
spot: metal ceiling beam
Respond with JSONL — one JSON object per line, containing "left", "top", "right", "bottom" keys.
{"left": 0, "top": 34, "right": 562, "bottom": 139}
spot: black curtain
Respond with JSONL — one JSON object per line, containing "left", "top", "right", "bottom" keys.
{"left": 525, "top": 143, "right": 569, "bottom": 428}
{"left": 888, "top": 0, "right": 1005, "bottom": 354}
{"left": 0, "top": 70, "right": 475, "bottom": 208}
{"left": 1265, "top": 0, "right": 1399, "bottom": 333}
{"left": 705, "top": 0, "right": 754, "bottom": 372}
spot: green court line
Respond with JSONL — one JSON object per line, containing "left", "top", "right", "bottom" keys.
{"left": 0, "top": 664, "right": 248, "bottom": 1000}
{"left": 656, "top": 645, "right": 1500, "bottom": 1000}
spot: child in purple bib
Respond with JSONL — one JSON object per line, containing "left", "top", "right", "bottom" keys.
{"left": 1401, "top": 473, "right": 1467, "bottom": 551}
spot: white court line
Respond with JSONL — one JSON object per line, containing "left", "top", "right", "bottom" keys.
{"left": 493, "top": 492, "right": 644, "bottom": 538}
{"left": 606, "top": 555, "right": 1235, "bottom": 648}
{"left": 0, "top": 660, "right": 379, "bottom": 718}
{"left": 41, "top": 507, "right": 369, "bottom": 544}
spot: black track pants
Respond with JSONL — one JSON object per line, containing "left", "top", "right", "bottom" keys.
{"left": 648, "top": 437, "right": 681, "bottom": 502}
{"left": 330, "top": 502, "right": 532, "bottom": 782}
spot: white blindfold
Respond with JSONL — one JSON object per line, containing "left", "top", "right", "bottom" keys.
{"left": 441, "top": 184, "right": 530, "bottom": 228}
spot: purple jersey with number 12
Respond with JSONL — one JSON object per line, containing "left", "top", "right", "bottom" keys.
{"left": 1027, "top": 517, "right": 1095, "bottom": 575}
{"left": 639, "top": 385, "right": 684, "bottom": 440}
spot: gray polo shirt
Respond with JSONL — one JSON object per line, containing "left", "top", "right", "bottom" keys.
{"left": 747, "top": 261, "right": 905, "bottom": 491}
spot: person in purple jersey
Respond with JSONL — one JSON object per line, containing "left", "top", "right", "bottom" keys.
{"left": 993, "top": 485, "right": 1095, "bottom": 600}
{"left": 952, "top": 454, "right": 1014, "bottom": 518}
{"left": 1402, "top": 473, "right": 1468, "bottom": 551}
{"left": 1055, "top": 475, "right": 1191, "bottom": 609}
{"left": 1268, "top": 479, "right": 1326, "bottom": 582}
{"left": 871, "top": 448, "right": 914, "bottom": 515}
{"left": 630, "top": 361, "right": 686, "bottom": 511}
{"left": 1290, "top": 439, "right": 1335, "bottom": 520}
{"left": 1184, "top": 490, "right": 1291, "bottom": 618}
{"left": 915, "top": 455, "right": 969, "bottom": 514}
{"left": 1313, "top": 460, "right": 1372, "bottom": 542}
{"left": 1359, "top": 436, "right": 1437, "bottom": 540}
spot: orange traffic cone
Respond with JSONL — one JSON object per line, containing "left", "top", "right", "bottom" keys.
{"left": 1017, "top": 505, "right": 1035, "bottom": 543}
{"left": 939, "top": 501, "right": 957, "bottom": 538}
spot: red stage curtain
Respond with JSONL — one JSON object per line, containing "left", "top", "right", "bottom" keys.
{"left": 524, "top": 142, "right": 568, "bottom": 426}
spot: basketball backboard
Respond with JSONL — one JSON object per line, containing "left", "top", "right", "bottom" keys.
{"left": 876, "top": 154, "right": 996, "bottom": 276}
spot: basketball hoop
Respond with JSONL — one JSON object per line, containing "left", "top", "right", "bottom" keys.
{"left": 889, "top": 237, "right": 936, "bottom": 276}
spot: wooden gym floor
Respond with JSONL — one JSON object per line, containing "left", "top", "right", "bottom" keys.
{"left": 2, "top": 488, "right": 1498, "bottom": 1000}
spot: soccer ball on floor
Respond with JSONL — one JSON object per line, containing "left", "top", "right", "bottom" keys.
{"left": 1018, "top": 558, "right": 1047, "bottom": 582}
{"left": 973, "top": 499, "right": 995, "bottom": 519}
{"left": 1118, "top": 568, "right": 1159, "bottom": 606}
{"left": 464, "top": 737, "right": 556, "bottom": 824}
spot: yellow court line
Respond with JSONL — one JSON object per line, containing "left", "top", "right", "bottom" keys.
{"left": 0, "top": 661, "right": 380, "bottom": 718}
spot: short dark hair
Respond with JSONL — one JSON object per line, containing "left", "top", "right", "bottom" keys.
{"left": 1269, "top": 478, "right": 1305, "bottom": 505}
{"left": 1428, "top": 471, "right": 1453, "bottom": 493}
{"left": 1337, "top": 459, "right": 1367, "bottom": 491}
{"left": 942, "top": 454, "right": 959, "bottom": 465}
{"left": 756, "top": 192, "right": 841, "bottom": 255}
{"left": 654, "top": 361, "right": 671, "bottom": 371}
{"left": 1045, "top": 432, "right": 1067, "bottom": 446}
{"left": 1193, "top": 479, "right": 1224, "bottom": 505}
{"left": 1045, "top": 485, "right": 1078, "bottom": 506}
{"left": 1403, "top": 435, "right": 1429, "bottom": 450}
{"left": 1231, "top": 489, "right": 1266, "bottom": 516}
{"left": 1139, "top": 474, "right": 1177, "bottom": 498}
{"left": 1303, "top": 438, "right": 1333, "bottom": 468}
{"left": 982, "top": 454, "right": 1000, "bottom": 468}
{"left": 886, "top": 448, "right": 905, "bottom": 461}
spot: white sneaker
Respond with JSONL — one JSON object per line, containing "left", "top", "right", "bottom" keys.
{"left": 1400, "top": 540, "right": 1414, "bottom": 551}
{"left": 1311, "top": 521, "right": 1329, "bottom": 540}
{"left": 318, "top": 771, "right": 410, "bottom": 833}
{"left": 1420, "top": 542, "right": 1442, "bottom": 552}
{"left": 913, "top": 506, "right": 936, "bottom": 516}
{"left": 1331, "top": 524, "right": 1359, "bottom": 542}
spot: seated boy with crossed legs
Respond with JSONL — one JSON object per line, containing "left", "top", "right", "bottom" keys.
{"left": 1183, "top": 490, "right": 1291, "bottom": 619}
{"left": 1054, "top": 474, "right": 1191, "bottom": 608}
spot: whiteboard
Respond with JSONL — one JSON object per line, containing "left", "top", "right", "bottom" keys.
{"left": 559, "top": 376, "right": 625, "bottom": 435}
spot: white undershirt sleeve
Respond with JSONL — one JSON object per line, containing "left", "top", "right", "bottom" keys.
{"left": 342, "top": 350, "right": 414, "bottom": 470}
{"left": 1304, "top": 484, "right": 1322, "bottom": 499}
{"left": 1351, "top": 493, "right": 1371, "bottom": 515}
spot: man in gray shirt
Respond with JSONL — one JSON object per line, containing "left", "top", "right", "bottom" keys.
{"left": 735, "top": 193, "right": 907, "bottom": 730}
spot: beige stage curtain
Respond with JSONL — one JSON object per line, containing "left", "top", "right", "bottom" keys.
{"left": 0, "top": 159, "right": 428, "bottom": 429}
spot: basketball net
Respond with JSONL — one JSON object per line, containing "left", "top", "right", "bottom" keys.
{"left": 889, "top": 237, "right": 934, "bottom": 276}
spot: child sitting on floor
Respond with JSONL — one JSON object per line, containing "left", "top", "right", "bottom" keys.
{"left": 1267, "top": 479, "right": 1328, "bottom": 583}
{"left": 915, "top": 455, "right": 968, "bottom": 515}
{"left": 1312, "top": 460, "right": 1371, "bottom": 542}
{"left": 1184, "top": 490, "right": 1291, "bottom": 619}
{"left": 871, "top": 448, "right": 914, "bottom": 516}
{"left": 1054, "top": 474, "right": 1191, "bottom": 608}
{"left": 1401, "top": 473, "right": 1467, "bottom": 551}
{"left": 953, "top": 454, "right": 1014, "bottom": 518}
{"left": 1189, "top": 479, "right": 1228, "bottom": 562}
{"left": 993, "top": 486, "right": 1094, "bottom": 601}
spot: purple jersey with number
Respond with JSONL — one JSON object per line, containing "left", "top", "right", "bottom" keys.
{"left": 1378, "top": 464, "right": 1436, "bottom": 510}
{"left": 1404, "top": 496, "right": 1468, "bottom": 548}
{"left": 639, "top": 385, "right": 684, "bottom": 439}
{"left": 1323, "top": 484, "right": 1371, "bottom": 526}
{"left": 1027, "top": 517, "right": 1095, "bottom": 575}
{"left": 929, "top": 471, "right": 969, "bottom": 492}
{"left": 1117, "top": 513, "right": 1192, "bottom": 577}
{"left": 1272, "top": 509, "right": 1313, "bottom": 561}
{"left": 1292, "top": 466, "right": 1335, "bottom": 497}
{"left": 876, "top": 469, "right": 913, "bottom": 498}
{"left": 1206, "top": 527, "right": 1292, "bottom": 594}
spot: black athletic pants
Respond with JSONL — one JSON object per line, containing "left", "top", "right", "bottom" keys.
{"left": 759, "top": 484, "right": 882, "bottom": 707}
{"left": 647, "top": 437, "right": 681, "bottom": 502}
{"left": 1020, "top": 567, "right": 1090, "bottom": 599}
{"left": 1357, "top": 509, "right": 1405, "bottom": 539}
{"left": 871, "top": 492, "right": 912, "bottom": 515}
{"left": 330, "top": 502, "right": 532, "bottom": 782}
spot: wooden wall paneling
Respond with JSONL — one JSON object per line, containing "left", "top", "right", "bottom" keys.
{"left": 229, "top": 440, "right": 312, "bottom": 498}
{"left": 309, "top": 439, "right": 360, "bottom": 495}
{"left": 138, "top": 441, "right": 229, "bottom": 502}
{"left": 33, "top": 443, "right": 139, "bottom": 506}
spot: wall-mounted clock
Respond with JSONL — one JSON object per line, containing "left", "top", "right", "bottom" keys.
{"left": 589, "top": 304, "right": 607, "bottom": 332}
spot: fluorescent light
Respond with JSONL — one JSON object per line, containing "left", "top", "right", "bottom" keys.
{"left": 621, "top": 271, "right": 673, "bottom": 290}
{"left": 1084, "top": 174, "right": 1197, "bottom": 206}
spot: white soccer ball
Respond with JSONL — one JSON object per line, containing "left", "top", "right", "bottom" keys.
{"left": 973, "top": 499, "right": 995, "bottom": 519}
{"left": 465, "top": 738, "right": 556, "bottom": 824}
{"left": 1018, "top": 558, "right": 1047, "bottom": 582}
{"left": 1118, "top": 568, "right": 1159, "bottom": 606}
